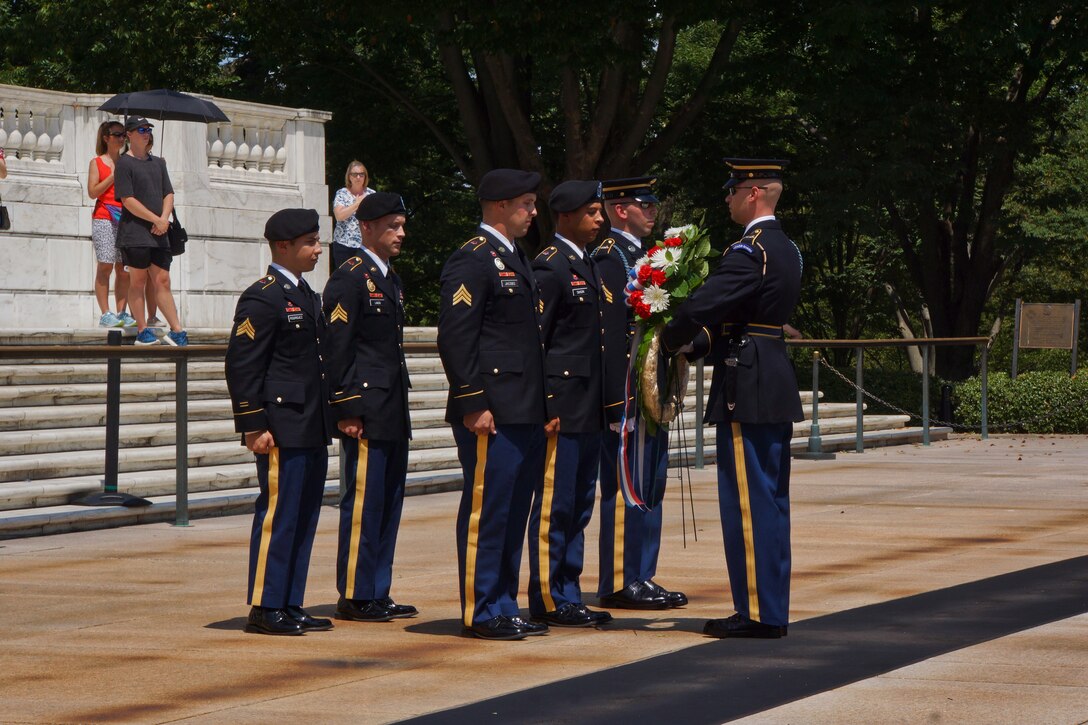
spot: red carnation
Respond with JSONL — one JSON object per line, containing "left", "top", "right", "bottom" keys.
{"left": 664, "top": 236, "right": 682, "bottom": 247}
{"left": 650, "top": 269, "right": 667, "bottom": 286}
{"left": 647, "top": 245, "right": 662, "bottom": 257}
{"left": 628, "top": 289, "right": 644, "bottom": 305}
{"left": 637, "top": 265, "right": 653, "bottom": 285}
{"left": 635, "top": 302, "right": 652, "bottom": 319}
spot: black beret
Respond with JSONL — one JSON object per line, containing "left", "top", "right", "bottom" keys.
{"left": 356, "top": 191, "right": 407, "bottom": 221}
{"left": 601, "top": 176, "right": 658, "bottom": 203}
{"left": 723, "top": 158, "right": 789, "bottom": 188}
{"left": 477, "top": 168, "right": 541, "bottom": 201}
{"left": 264, "top": 208, "right": 320, "bottom": 242}
{"left": 549, "top": 180, "right": 603, "bottom": 213}
{"left": 124, "top": 116, "right": 154, "bottom": 131}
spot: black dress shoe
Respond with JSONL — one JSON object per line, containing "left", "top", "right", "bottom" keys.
{"left": 464, "top": 615, "right": 527, "bottom": 641}
{"left": 598, "top": 581, "right": 670, "bottom": 610}
{"left": 703, "top": 613, "right": 787, "bottom": 639}
{"left": 643, "top": 579, "right": 688, "bottom": 608}
{"left": 336, "top": 597, "right": 395, "bottom": 622}
{"left": 245, "top": 606, "right": 304, "bottom": 636}
{"left": 576, "top": 604, "right": 613, "bottom": 625}
{"left": 377, "top": 597, "right": 418, "bottom": 619}
{"left": 509, "top": 616, "right": 549, "bottom": 635}
{"left": 286, "top": 605, "right": 333, "bottom": 632}
{"left": 533, "top": 602, "right": 594, "bottom": 628}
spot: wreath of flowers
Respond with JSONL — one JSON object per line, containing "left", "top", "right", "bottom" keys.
{"left": 623, "top": 221, "right": 715, "bottom": 426}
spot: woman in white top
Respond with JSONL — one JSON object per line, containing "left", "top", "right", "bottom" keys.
{"left": 330, "top": 160, "right": 374, "bottom": 270}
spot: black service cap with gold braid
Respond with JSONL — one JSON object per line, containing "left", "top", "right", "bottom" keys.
{"left": 723, "top": 158, "right": 789, "bottom": 189}
{"left": 601, "top": 176, "right": 658, "bottom": 203}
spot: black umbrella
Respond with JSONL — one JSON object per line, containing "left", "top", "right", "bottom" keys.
{"left": 98, "top": 89, "right": 229, "bottom": 123}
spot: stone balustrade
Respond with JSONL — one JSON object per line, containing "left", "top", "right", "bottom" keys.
{"left": 0, "top": 83, "right": 332, "bottom": 331}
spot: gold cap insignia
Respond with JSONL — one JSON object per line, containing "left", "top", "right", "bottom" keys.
{"left": 330, "top": 303, "right": 349, "bottom": 323}
{"left": 235, "top": 318, "right": 256, "bottom": 340}
{"left": 452, "top": 283, "right": 473, "bottom": 307}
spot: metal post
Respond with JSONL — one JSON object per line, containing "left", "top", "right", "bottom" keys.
{"left": 980, "top": 345, "right": 989, "bottom": 440}
{"left": 922, "top": 345, "right": 931, "bottom": 446}
{"left": 1011, "top": 298, "right": 1021, "bottom": 379}
{"left": 174, "top": 356, "right": 190, "bottom": 527}
{"left": 104, "top": 330, "right": 121, "bottom": 493}
{"left": 1071, "top": 300, "right": 1081, "bottom": 377}
{"left": 797, "top": 350, "right": 835, "bottom": 460}
{"left": 694, "top": 359, "right": 705, "bottom": 469}
{"left": 855, "top": 347, "right": 864, "bottom": 453}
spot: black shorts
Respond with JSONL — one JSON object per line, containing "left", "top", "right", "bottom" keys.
{"left": 121, "top": 246, "right": 173, "bottom": 270}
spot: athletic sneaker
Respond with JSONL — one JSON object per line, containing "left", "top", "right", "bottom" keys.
{"left": 98, "top": 311, "right": 123, "bottom": 328}
{"left": 135, "top": 328, "right": 160, "bottom": 345}
{"left": 165, "top": 330, "right": 189, "bottom": 347}
{"left": 118, "top": 311, "right": 137, "bottom": 327}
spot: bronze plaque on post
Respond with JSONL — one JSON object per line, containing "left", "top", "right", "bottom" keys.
{"left": 1018, "top": 303, "right": 1077, "bottom": 349}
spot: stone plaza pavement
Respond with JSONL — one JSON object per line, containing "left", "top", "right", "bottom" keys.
{"left": 1, "top": 435, "right": 1086, "bottom": 724}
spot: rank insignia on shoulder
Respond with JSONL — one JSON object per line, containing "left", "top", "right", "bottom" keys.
{"left": 461, "top": 236, "right": 488, "bottom": 251}
{"left": 259, "top": 275, "right": 276, "bottom": 289}
{"left": 594, "top": 239, "right": 615, "bottom": 256}
{"left": 452, "top": 284, "right": 473, "bottom": 307}
{"left": 330, "top": 303, "right": 349, "bottom": 323}
{"left": 536, "top": 246, "right": 557, "bottom": 261}
{"left": 538, "top": 299, "right": 544, "bottom": 314}
{"left": 235, "top": 318, "right": 256, "bottom": 340}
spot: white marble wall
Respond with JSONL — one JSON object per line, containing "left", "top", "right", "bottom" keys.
{"left": 0, "top": 84, "right": 332, "bottom": 330}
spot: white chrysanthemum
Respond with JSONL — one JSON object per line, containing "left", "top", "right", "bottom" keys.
{"left": 634, "top": 255, "right": 650, "bottom": 268}
{"left": 664, "top": 224, "right": 693, "bottom": 239}
{"left": 642, "top": 285, "right": 671, "bottom": 313}
{"left": 649, "top": 246, "right": 683, "bottom": 270}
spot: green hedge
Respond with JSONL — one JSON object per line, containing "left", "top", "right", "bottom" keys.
{"left": 954, "top": 370, "right": 1088, "bottom": 433}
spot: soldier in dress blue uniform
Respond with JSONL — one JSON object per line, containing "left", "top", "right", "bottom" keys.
{"left": 438, "top": 168, "right": 559, "bottom": 641}
{"left": 225, "top": 208, "right": 335, "bottom": 636}
{"left": 322, "top": 192, "right": 418, "bottom": 624}
{"left": 527, "top": 180, "right": 615, "bottom": 628}
{"left": 592, "top": 177, "right": 687, "bottom": 610}
{"left": 661, "top": 158, "right": 804, "bottom": 639}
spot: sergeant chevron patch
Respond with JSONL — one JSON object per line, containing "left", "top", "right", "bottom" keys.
{"left": 330, "top": 303, "right": 349, "bottom": 323}
{"left": 452, "top": 284, "right": 473, "bottom": 306}
{"left": 235, "top": 318, "right": 256, "bottom": 340}
{"left": 602, "top": 283, "right": 614, "bottom": 304}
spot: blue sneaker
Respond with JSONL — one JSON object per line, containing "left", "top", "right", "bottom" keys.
{"left": 119, "top": 311, "right": 137, "bottom": 327}
{"left": 135, "top": 328, "right": 160, "bottom": 345}
{"left": 98, "top": 311, "right": 123, "bottom": 328}
{"left": 165, "top": 330, "right": 189, "bottom": 347}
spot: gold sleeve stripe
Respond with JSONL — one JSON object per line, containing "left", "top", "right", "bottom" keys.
{"left": 331, "top": 395, "right": 362, "bottom": 404}
{"left": 234, "top": 407, "right": 266, "bottom": 416}
{"left": 453, "top": 390, "right": 484, "bottom": 399}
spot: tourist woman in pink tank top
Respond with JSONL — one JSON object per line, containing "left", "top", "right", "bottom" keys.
{"left": 87, "top": 120, "right": 134, "bottom": 328}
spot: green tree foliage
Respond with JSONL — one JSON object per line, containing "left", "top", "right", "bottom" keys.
{"left": 787, "top": 2, "right": 1088, "bottom": 379}
{"left": 0, "top": 0, "right": 236, "bottom": 92}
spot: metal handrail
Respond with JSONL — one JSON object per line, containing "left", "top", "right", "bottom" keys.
{"left": 0, "top": 335, "right": 991, "bottom": 523}
{"left": 785, "top": 337, "right": 991, "bottom": 452}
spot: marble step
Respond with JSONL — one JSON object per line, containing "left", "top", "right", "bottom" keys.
{"left": 0, "top": 379, "right": 230, "bottom": 408}
{"left": 0, "top": 426, "right": 952, "bottom": 532}
{"left": 0, "top": 326, "right": 440, "bottom": 346}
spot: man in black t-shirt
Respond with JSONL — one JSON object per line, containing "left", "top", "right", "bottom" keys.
{"left": 114, "top": 116, "right": 188, "bottom": 346}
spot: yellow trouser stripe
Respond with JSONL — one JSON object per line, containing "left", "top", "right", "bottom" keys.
{"left": 731, "top": 422, "right": 760, "bottom": 620}
{"left": 612, "top": 460, "right": 625, "bottom": 589}
{"left": 537, "top": 436, "right": 559, "bottom": 612}
{"left": 463, "top": 434, "right": 489, "bottom": 626}
{"left": 346, "top": 438, "right": 370, "bottom": 597}
{"left": 250, "top": 447, "right": 281, "bottom": 607}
